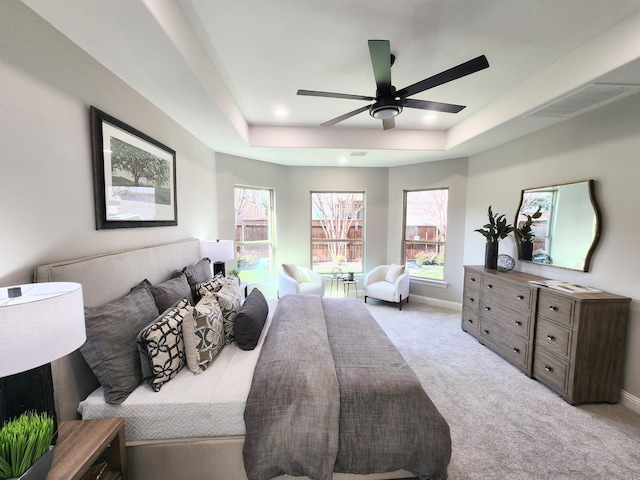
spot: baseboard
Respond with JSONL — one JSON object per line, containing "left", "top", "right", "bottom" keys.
{"left": 410, "top": 294, "right": 461, "bottom": 312}
{"left": 620, "top": 390, "right": 640, "bottom": 415}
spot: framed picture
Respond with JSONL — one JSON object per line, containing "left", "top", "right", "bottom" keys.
{"left": 90, "top": 106, "right": 177, "bottom": 229}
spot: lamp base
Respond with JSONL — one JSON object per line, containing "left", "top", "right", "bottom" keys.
{"left": 0, "top": 364, "right": 58, "bottom": 443}
{"left": 213, "top": 261, "right": 226, "bottom": 277}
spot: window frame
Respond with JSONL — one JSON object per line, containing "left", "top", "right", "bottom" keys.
{"left": 402, "top": 188, "right": 449, "bottom": 282}
{"left": 234, "top": 185, "right": 275, "bottom": 281}
{"left": 310, "top": 191, "right": 365, "bottom": 274}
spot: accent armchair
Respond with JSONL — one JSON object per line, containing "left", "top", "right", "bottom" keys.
{"left": 278, "top": 264, "right": 325, "bottom": 297}
{"left": 363, "top": 264, "right": 410, "bottom": 310}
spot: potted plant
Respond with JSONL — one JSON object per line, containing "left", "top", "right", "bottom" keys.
{"left": 515, "top": 206, "right": 542, "bottom": 261}
{"left": 0, "top": 412, "right": 55, "bottom": 480}
{"left": 474, "top": 205, "right": 514, "bottom": 270}
{"left": 228, "top": 268, "right": 240, "bottom": 284}
{"left": 347, "top": 271, "right": 355, "bottom": 281}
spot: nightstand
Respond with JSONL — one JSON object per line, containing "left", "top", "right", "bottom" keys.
{"left": 48, "top": 417, "right": 127, "bottom": 480}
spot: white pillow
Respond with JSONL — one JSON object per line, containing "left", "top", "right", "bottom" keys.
{"left": 282, "top": 263, "right": 303, "bottom": 283}
{"left": 384, "top": 264, "right": 405, "bottom": 284}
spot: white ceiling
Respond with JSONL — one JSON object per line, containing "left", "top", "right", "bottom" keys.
{"left": 21, "top": 0, "right": 640, "bottom": 167}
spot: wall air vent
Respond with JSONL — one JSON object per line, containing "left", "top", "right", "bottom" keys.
{"left": 350, "top": 151, "right": 369, "bottom": 157}
{"left": 526, "top": 83, "right": 640, "bottom": 118}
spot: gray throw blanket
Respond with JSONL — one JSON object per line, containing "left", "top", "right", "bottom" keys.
{"left": 243, "top": 295, "right": 451, "bottom": 480}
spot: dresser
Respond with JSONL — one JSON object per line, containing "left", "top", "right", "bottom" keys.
{"left": 461, "top": 266, "right": 630, "bottom": 404}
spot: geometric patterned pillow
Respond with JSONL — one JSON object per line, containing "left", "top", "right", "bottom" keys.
{"left": 195, "top": 273, "right": 227, "bottom": 298}
{"left": 212, "top": 281, "right": 241, "bottom": 344}
{"left": 182, "top": 294, "right": 225, "bottom": 374}
{"left": 137, "top": 298, "right": 190, "bottom": 392}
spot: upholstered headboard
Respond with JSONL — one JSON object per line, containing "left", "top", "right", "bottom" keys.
{"left": 34, "top": 238, "right": 201, "bottom": 421}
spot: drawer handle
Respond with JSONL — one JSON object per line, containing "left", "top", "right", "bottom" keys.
{"left": 483, "top": 329, "right": 490, "bottom": 334}
{"left": 468, "top": 297, "right": 475, "bottom": 302}
{"left": 467, "top": 319, "right": 474, "bottom": 324}
{"left": 471, "top": 277, "right": 476, "bottom": 282}
{"left": 544, "top": 365, "right": 553, "bottom": 372}
{"left": 517, "top": 295, "right": 524, "bottom": 300}
{"left": 485, "top": 306, "right": 491, "bottom": 311}
{"left": 549, "top": 306, "right": 558, "bottom": 312}
{"left": 547, "top": 335, "right": 555, "bottom": 341}
{"left": 513, "top": 347, "right": 520, "bottom": 353}
{"left": 487, "top": 284, "right": 493, "bottom": 289}
{"left": 515, "top": 321, "right": 522, "bottom": 326}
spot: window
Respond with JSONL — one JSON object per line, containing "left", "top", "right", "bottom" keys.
{"left": 234, "top": 186, "right": 274, "bottom": 282}
{"left": 403, "top": 189, "right": 448, "bottom": 281}
{"left": 311, "top": 191, "right": 364, "bottom": 273}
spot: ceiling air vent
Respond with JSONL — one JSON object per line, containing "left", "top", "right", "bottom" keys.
{"left": 350, "top": 151, "right": 369, "bottom": 157}
{"left": 526, "top": 83, "right": 640, "bottom": 118}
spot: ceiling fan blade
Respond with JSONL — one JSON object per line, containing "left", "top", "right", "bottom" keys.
{"left": 397, "top": 55, "right": 489, "bottom": 98}
{"left": 404, "top": 98, "right": 466, "bottom": 114}
{"left": 322, "top": 105, "right": 371, "bottom": 127}
{"left": 368, "top": 40, "right": 392, "bottom": 92}
{"left": 382, "top": 117, "right": 395, "bottom": 130}
{"left": 297, "top": 89, "right": 375, "bottom": 101}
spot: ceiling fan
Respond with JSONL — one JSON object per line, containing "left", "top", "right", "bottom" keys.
{"left": 297, "top": 40, "right": 489, "bottom": 130}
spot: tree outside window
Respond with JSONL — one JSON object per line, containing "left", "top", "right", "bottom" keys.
{"left": 403, "top": 189, "right": 448, "bottom": 280}
{"left": 234, "top": 186, "right": 274, "bottom": 281}
{"left": 311, "top": 192, "right": 364, "bottom": 273}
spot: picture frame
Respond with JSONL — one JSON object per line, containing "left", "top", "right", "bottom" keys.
{"left": 90, "top": 106, "right": 177, "bottom": 229}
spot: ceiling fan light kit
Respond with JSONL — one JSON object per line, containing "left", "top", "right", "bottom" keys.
{"left": 298, "top": 39, "right": 489, "bottom": 130}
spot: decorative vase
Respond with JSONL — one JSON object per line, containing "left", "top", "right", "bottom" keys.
{"left": 520, "top": 241, "right": 534, "bottom": 261}
{"left": 484, "top": 242, "right": 499, "bottom": 270}
{"left": 11, "top": 446, "right": 54, "bottom": 480}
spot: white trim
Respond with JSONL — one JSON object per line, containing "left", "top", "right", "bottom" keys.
{"left": 410, "top": 278, "right": 448, "bottom": 288}
{"left": 409, "top": 294, "right": 461, "bottom": 312}
{"left": 621, "top": 390, "right": 640, "bottom": 415}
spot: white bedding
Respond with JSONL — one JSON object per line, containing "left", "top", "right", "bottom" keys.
{"left": 79, "top": 309, "right": 273, "bottom": 441}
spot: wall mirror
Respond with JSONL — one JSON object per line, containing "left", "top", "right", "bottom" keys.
{"left": 515, "top": 179, "right": 601, "bottom": 272}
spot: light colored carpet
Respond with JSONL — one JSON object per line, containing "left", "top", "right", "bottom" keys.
{"left": 364, "top": 299, "right": 640, "bottom": 480}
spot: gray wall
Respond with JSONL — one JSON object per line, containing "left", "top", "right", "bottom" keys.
{"left": 0, "top": 2, "right": 218, "bottom": 286}
{"left": 464, "top": 93, "right": 640, "bottom": 402}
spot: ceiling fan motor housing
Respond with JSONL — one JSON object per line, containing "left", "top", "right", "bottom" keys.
{"left": 369, "top": 97, "right": 403, "bottom": 119}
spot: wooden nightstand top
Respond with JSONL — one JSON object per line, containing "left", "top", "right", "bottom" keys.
{"left": 48, "top": 417, "right": 126, "bottom": 480}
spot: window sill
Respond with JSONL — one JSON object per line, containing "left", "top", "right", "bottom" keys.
{"left": 409, "top": 277, "right": 448, "bottom": 288}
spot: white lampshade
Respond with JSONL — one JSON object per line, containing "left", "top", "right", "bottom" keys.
{"left": 200, "top": 240, "right": 235, "bottom": 262}
{"left": 0, "top": 282, "right": 86, "bottom": 378}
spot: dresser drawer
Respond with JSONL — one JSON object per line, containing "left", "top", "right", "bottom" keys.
{"left": 463, "top": 289, "right": 481, "bottom": 313}
{"left": 533, "top": 348, "right": 569, "bottom": 393}
{"left": 461, "top": 307, "right": 480, "bottom": 338}
{"left": 481, "top": 297, "right": 531, "bottom": 339}
{"left": 538, "top": 290, "right": 574, "bottom": 326}
{"left": 479, "top": 318, "right": 529, "bottom": 370}
{"left": 464, "top": 269, "right": 481, "bottom": 293}
{"left": 535, "top": 318, "right": 572, "bottom": 359}
{"left": 482, "top": 276, "right": 534, "bottom": 312}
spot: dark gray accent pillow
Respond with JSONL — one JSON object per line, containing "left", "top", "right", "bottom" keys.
{"left": 234, "top": 288, "right": 269, "bottom": 350}
{"left": 182, "top": 258, "right": 212, "bottom": 287}
{"left": 150, "top": 273, "right": 194, "bottom": 312}
{"left": 80, "top": 281, "right": 160, "bottom": 404}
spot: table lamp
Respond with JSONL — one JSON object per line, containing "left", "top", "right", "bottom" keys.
{"left": 0, "top": 282, "right": 86, "bottom": 435}
{"left": 200, "top": 240, "right": 235, "bottom": 276}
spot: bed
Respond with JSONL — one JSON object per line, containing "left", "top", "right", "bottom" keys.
{"left": 34, "top": 239, "right": 451, "bottom": 480}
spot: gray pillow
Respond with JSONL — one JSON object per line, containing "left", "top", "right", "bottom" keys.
{"left": 182, "top": 258, "right": 212, "bottom": 287}
{"left": 234, "top": 289, "right": 269, "bottom": 350}
{"left": 150, "top": 273, "right": 194, "bottom": 312}
{"left": 80, "top": 281, "right": 160, "bottom": 404}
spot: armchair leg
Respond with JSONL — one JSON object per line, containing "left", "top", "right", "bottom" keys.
{"left": 398, "top": 295, "right": 402, "bottom": 311}
{"left": 364, "top": 296, "right": 368, "bottom": 304}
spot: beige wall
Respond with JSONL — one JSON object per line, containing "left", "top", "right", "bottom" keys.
{"left": 0, "top": 2, "right": 218, "bottom": 287}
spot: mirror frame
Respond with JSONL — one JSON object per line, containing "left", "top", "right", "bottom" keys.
{"left": 515, "top": 179, "right": 601, "bottom": 272}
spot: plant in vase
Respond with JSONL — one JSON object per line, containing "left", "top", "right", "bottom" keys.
{"left": 515, "top": 206, "right": 542, "bottom": 261}
{"left": 347, "top": 272, "right": 355, "bottom": 281}
{"left": 474, "top": 205, "right": 514, "bottom": 270}
{"left": 0, "top": 411, "right": 54, "bottom": 480}
{"left": 228, "top": 268, "right": 241, "bottom": 284}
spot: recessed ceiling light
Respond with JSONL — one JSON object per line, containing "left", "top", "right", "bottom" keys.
{"left": 274, "top": 108, "right": 288, "bottom": 119}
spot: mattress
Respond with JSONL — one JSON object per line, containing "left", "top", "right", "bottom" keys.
{"left": 78, "top": 314, "right": 272, "bottom": 441}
